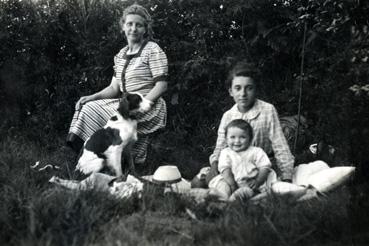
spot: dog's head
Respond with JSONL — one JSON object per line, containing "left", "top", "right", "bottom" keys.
{"left": 117, "top": 92, "right": 152, "bottom": 118}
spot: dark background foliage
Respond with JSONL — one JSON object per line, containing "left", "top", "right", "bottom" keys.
{"left": 0, "top": 0, "right": 368, "bottom": 174}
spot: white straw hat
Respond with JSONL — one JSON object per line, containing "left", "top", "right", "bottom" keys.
{"left": 153, "top": 165, "right": 182, "bottom": 184}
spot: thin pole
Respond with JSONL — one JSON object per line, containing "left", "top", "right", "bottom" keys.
{"left": 294, "top": 22, "right": 307, "bottom": 153}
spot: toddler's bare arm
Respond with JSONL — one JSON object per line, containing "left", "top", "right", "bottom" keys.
{"left": 221, "top": 168, "right": 238, "bottom": 192}
{"left": 251, "top": 167, "right": 270, "bottom": 190}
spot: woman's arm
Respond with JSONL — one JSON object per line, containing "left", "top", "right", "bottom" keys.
{"left": 144, "top": 81, "right": 168, "bottom": 102}
{"left": 76, "top": 77, "right": 121, "bottom": 110}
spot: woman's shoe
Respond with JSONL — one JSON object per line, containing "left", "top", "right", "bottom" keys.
{"left": 66, "top": 133, "right": 84, "bottom": 153}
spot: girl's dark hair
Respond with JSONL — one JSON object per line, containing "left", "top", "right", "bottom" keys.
{"left": 225, "top": 62, "right": 260, "bottom": 89}
{"left": 119, "top": 4, "right": 154, "bottom": 40}
{"left": 225, "top": 119, "right": 253, "bottom": 141}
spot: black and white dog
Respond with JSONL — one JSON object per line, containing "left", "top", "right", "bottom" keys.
{"left": 76, "top": 92, "right": 152, "bottom": 177}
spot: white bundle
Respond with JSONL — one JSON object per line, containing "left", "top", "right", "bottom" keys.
{"left": 277, "top": 165, "right": 356, "bottom": 202}
{"left": 293, "top": 161, "right": 330, "bottom": 186}
{"left": 306, "top": 166, "right": 355, "bottom": 193}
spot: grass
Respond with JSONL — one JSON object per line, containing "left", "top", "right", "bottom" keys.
{"left": 0, "top": 128, "right": 367, "bottom": 246}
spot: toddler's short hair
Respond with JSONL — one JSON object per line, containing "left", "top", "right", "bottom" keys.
{"left": 225, "top": 62, "right": 260, "bottom": 89}
{"left": 225, "top": 119, "right": 254, "bottom": 141}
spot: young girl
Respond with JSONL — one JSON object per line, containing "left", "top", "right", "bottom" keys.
{"left": 208, "top": 62, "right": 294, "bottom": 185}
{"left": 67, "top": 4, "right": 168, "bottom": 166}
{"left": 209, "top": 119, "right": 271, "bottom": 200}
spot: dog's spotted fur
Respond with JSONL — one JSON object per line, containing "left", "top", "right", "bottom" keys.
{"left": 76, "top": 92, "right": 152, "bottom": 176}
{"left": 84, "top": 127, "right": 123, "bottom": 159}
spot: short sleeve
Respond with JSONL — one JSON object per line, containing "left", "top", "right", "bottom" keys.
{"left": 113, "top": 47, "right": 127, "bottom": 79}
{"left": 148, "top": 44, "right": 168, "bottom": 83}
{"left": 218, "top": 149, "right": 232, "bottom": 173}
{"left": 253, "top": 147, "right": 272, "bottom": 169}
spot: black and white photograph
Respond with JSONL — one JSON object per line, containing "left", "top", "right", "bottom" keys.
{"left": 0, "top": 0, "right": 368, "bottom": 245}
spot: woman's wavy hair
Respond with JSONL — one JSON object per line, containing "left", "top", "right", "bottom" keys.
{"left": 119, "top": 4, "right": 154, "bottom": 40}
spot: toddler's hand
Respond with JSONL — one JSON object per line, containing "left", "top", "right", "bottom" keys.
{"left": 248, "top": 180, "right": 256, "bottom": 189}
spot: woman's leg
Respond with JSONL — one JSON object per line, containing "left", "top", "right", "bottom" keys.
{"left": 67, "top": 99, "right": 119, "bottom": 153}
{"left": 66, "top": 133, "right": 84, "bottom": 153}
{"left": 134, "top": 98, "right": 167, "bottom": 165}
{"left": 131, "top": 134, "right": 151, "bottom": 164}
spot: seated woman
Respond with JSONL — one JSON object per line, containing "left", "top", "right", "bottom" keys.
{"left": 206, "top": 62, "right": 295, "bottom": 185}
{"left": 66, "top": 4, "right": 168, "bottom": 166}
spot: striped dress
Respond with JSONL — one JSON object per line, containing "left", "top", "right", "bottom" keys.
{"left": 68, "top": 41, "right": 168, "bottom": 164}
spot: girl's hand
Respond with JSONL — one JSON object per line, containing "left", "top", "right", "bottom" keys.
{"left": 76, "top": 95, "right": 94, "bottom": 111}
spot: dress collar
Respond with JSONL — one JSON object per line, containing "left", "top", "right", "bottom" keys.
{"left": 230, "top": 99, "right": 261, "bottom": 120}
{"left": 123, "top": 40, "right": 149, "bottom": 59}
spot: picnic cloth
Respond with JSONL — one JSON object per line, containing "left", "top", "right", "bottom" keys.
{"left": 49, "top": 161, "right": 354, "bottom": 203}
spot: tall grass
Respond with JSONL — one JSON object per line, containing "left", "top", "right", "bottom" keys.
{"left": 0, "top": 129, "right": 360, "bottom": 246}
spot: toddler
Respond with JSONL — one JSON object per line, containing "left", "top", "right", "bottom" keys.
{"left": 209, "top": 119, "right": 271, "bottom": 201}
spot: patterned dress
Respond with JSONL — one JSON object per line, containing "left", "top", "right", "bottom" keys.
{"left": 68, "top": 41, "right": 168, "bottom": 164}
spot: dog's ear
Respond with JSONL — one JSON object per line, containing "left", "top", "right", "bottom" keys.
{"left": 118, "top": 94, "right": 130, "bottom": 118}
{"left": 126, "top": 93, "right": 142, "bottom": 111}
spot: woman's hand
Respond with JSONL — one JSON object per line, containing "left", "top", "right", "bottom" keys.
{"left": 144, "top": 81, "right": 168, "bottom": 102}
{"left": 75, "top": 77, "right": 120, "bottom": 111}
{"left": 75, "top": 95, "right": 95, "bottom": 111}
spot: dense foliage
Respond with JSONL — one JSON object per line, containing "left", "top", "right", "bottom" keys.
{"left": 0, "top": 0, "right": 368, "bottom": 169}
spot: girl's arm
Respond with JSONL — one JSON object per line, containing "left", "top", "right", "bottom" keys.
{"left": 145, "top": 81, "right": 168, "bottom": 102}
{"left": 221, "top": 168, "right": 238, "bottom": 192}
{"left": 209, "top": 114, "right": 229, "bottom": 166}
{"left": 76, "top": 77, "right": 120, "bottom": 110}
{"left": 269, "top": 106, "right": 294, "bottom": 181}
